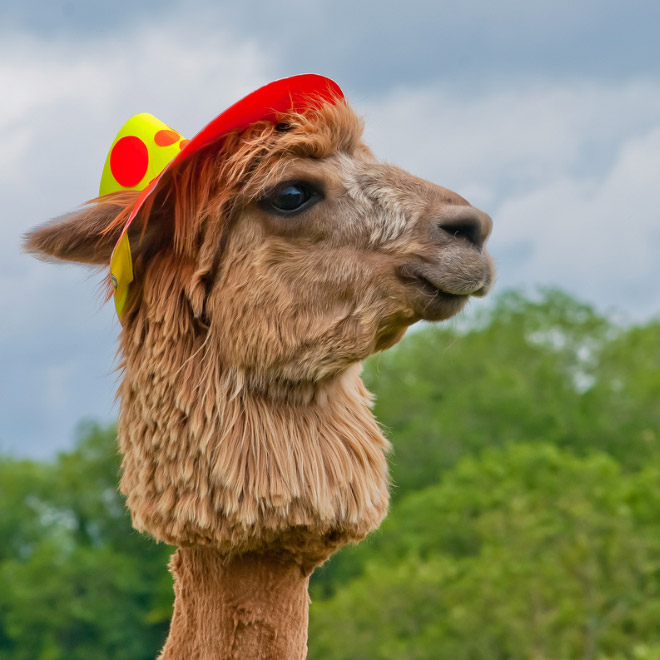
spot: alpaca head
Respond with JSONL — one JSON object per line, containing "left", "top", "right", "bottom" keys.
{"left": 25, "top": 81, "right": 494, "bottom": 561}
{"left": 199, "top": 105, "right": 494, "bottom": 391}
{"left": 27, "top": 101, "right": 493, "bottom": 384}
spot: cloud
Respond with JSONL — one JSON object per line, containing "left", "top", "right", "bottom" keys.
{"left": 359, "top": 80, "right": 660, "bottom": 200}
{"left": 7, "top": 0, "right": 660, "bottom": 96}
{"left": 494, "top": 127, "right": 660, "bottom": 318}
{"left": 179, "top": 0, "right": 660, "bottom": 93}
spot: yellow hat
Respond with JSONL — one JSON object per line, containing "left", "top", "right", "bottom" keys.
{"left": 100, "top": 114, "right": 189, "bottom": 315}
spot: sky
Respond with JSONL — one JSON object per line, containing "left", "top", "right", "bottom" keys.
{"left": 2, "top": 0, "right": 659, "bottom": 458}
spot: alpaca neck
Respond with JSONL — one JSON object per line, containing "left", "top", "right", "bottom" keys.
{"left": 119, "top": 334, "right": 391, "bottom": 560}
{"left": 158, "top": 547, "right": 310, "bottom": 660}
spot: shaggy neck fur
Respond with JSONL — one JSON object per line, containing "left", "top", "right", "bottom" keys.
{"left": 116, "top": 276, "right": 391, "bottom": 655}
{"left": 118, "top": 306, "right": 390, "bottom": 560}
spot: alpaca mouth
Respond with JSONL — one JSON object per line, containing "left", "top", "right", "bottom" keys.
{"left": 397, "top": 264, "right": 483, "bottom": 321}
{"left": 415, "top": 273, "right": 466, "bottom": 298}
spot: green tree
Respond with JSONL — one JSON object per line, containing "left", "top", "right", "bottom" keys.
{"left": 584, "top": 320, "right": 660, "bottom": 467}
{"left": 309, "top": 445, "right": 660, "bottom": 660}
{"left": 362, "top": 289, "right": 659, "bottom": 498}
{"left": 0, "top": 425, "right": 173, "bottom": 660}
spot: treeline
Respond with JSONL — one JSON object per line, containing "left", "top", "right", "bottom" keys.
{"left": 1, "top": 290, "right": 659, "bottom": 659}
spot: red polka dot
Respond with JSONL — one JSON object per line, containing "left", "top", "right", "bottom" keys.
{"left": 179, "top": 139, "right": 190, "bottom": 150}
{"left": 154, "top": 129, "right": 181, "bottom": 147}
{"left": 110, "top": 136, "right": 149, "bottom": 187}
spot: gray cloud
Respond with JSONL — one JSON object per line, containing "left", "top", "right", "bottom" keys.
{"left": 2, "top": 0, "right": 178, "bottom": 36}
{"left": 6, "top": 0, "right": 660, "bottom": 94}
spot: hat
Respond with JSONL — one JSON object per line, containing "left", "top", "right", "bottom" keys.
{"left": 102, "top": 74, "right": 344, "bottom": 316}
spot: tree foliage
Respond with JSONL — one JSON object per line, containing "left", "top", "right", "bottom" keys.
{"left": 1, "top": 289, "right": 659, "bottom": 659}
{"left": 309, "top": 446, "right": 660, "bottom": 659}
{"left": 0, "top": 425, "right": 172, "bottom": 660}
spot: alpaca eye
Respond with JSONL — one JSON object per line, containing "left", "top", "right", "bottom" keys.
{"left": 274, "top": 185, "right": 309, "bottom": 211}
{"left": 262, "top": 182, "right": 321, "bottom": 215}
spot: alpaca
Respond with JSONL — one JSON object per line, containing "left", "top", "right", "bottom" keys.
{"left": 25, "top": 75, "right": 494, "bottom": 659}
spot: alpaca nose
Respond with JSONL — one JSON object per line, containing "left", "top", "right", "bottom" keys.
{"left": 435, "top": 206, "right": 492, "bottom": 251}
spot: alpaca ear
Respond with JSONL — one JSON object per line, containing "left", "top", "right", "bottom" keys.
{"left": 23, "top": 194, "right": 163, "bottom": 266}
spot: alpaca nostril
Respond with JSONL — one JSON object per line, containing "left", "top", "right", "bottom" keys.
{"left": 440, "top": 220, "right": 481, "bottom": 248}
{"left": 436, "top": 206, "right": 492, "bottom": 251}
